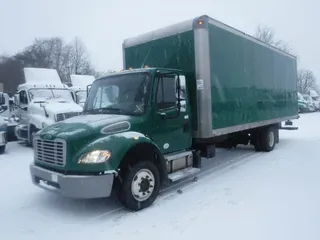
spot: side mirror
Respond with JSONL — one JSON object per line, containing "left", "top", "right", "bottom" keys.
{"left": 0, "top": 93, "right": 5, "bottom": 105}
{"left": 14, "top": 94, "right": 20, "bottom": 106}
{"left": 21, "top": 105, "right": 28, "bottom": 111}
{"left": 87, "top": 84, "right": 92, "bottom": 97}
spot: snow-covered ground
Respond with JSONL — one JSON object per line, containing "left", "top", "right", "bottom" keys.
{"left": 1, "top": 113, "right": 320, "bottom": 240}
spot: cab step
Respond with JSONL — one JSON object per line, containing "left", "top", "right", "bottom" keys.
{"left": 280, "top": 126, "right": 298, "bottom": 130}
{"left": 168, "top": 167, "right": 200, "bottom": 182}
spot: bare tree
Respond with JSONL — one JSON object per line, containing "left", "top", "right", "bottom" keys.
{"left": 60, "top": 37, "right": 94, "bottom": 82}
{"left": 15, "top": 37, "right": 64, "bottom": 68}
{"left": 297, "top": 69, "right": 317, "bottom": 94}
{"left": 254, "top": 25, "right": 293, "bottom": 54}
{"left": 255, "top": 25, "right": 275, "bottom": 45}
{"left": 11, "top": 36, "right": 95, "bottom": 84}
{"left": 0, "top": 56, "right": 24, "bottom": 94}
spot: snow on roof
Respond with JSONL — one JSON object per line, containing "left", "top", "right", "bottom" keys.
{"left": 17, "top": 82, "right": 68, "bottom": 91}
{"left": 70, "top": 74, "right": 95, "bottom": 87}
{"left": 23, "top": 67, "right": 62, "bottom": 84}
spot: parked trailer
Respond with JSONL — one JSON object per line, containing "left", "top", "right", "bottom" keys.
{"left": 30, "top": 15, "right": 298, "bottom": 211}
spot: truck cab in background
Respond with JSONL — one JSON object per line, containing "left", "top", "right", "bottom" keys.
{"left": 309, "top": 90, "right": 320, "bottom": 111}
{"left": 15, "top": 68, "right": 83, "bottom": 145}
{"left": 302, "top": 94, "right": 316, "bottom": 112}
{"left": 298, "top": 92, "right": 309, "bottom": 113}
{"left": 69, "top": 74, "right": 95, "bottom": 107}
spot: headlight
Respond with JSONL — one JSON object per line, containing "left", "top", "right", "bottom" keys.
{"left": 78, "top": 150, "right": 111, "bottom": 164}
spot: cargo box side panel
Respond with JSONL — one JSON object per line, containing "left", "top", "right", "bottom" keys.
{"left": 124, "top": 30, "right": 198, "bottom": 131}
{"left": 208, "top": 23, "right": 297, "bottom": 132}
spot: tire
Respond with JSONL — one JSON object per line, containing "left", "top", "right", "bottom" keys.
{"left": 0, "top": 145, "right": 5, "bottom": 154}
{"left": 29, "top": 126, "right": 39, "bottom": 147}
{"left": 260, "top": 127, "right": 276, "bottom": 152}
{"left": 254, "top": 141, "right": 262, "bottom": 152}
{"left": 117, "top": 161, "right": 160, "bottom": 211}
{"left": 252, "top": 131, "right": 262, "bottom": 152}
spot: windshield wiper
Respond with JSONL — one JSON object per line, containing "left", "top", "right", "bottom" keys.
{"left": 84, "top": 106, "right": 128, "bottom": 115}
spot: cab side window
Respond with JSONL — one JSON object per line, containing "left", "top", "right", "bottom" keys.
{"left": 19, "top": 91, "right": 28, "bottom": 105}
{"left": 156, "top": 75, "right": 177, "bottom": 110}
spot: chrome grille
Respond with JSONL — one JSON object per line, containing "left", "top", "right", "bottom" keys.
{"left": 56, "top": 113, "right": 64, "bottom": 122}
{"left": 56, "top": 112, "right": 81, "bottom": 122}
{"left": 34, "top": 137, "right": 66, "bottom": 167}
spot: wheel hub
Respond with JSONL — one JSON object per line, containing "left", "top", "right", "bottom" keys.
{"left": 140, "top": 177, "right": 151, "bottom": 192}
{"left": 268, "top": 131, "right": 275, "bottom": 147}
{"left": 131, "top": 169, "right": 155, "bottom": 201}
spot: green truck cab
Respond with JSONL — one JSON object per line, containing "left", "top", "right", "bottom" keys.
{"left": 30, "top": 15, "right": 298, "bottom": 211}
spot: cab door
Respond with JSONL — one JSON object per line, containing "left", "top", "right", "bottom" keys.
{"left": 17, "top": 90, "right": 29, "bottom": 125}
{"left": 151, "top": 71, "right": 191, "bottom": 154}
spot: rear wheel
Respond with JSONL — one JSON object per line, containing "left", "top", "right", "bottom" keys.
{"left": 261, "top": 127, "right": 276, "bottom": 152}
{"left": 254, "top": 127, "right": 276, "bottom": 152}
{"left": 117, "top": 161, "right": 160, "bottom": 211}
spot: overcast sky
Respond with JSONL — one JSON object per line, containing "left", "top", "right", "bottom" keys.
{"left": 1, "top": 0, "right": 319, "bottom": 79}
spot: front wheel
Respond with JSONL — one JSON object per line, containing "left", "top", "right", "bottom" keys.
{"left": 28, "top": 126, "right": 39, "bottom": 147}
{"left": 0, "top": 145, "right": 5, "bottom": 154}
{"left": 117, "top": 161, "right": 160, "bottom": 211}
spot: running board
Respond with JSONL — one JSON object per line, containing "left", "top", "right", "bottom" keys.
{"left": 280, "top": 126, "right": 298, "bottom": 130}
{"left": 168, "top": 167, "right": 200, "bottom": 182}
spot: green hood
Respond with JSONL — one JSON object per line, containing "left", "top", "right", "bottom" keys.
{"left": 36, "top": 114, "right": 147, "bottom": 172}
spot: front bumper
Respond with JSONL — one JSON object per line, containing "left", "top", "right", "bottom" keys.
{"left": 15, "top": 124, "right": 28, "bottom": 141}
{"left": 30, "top": 164, "right": 115, "bottom": 199}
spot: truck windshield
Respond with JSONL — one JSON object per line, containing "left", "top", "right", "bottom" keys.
{"left": 84, "top": 72, "right": 151, "bottom": 115}
{"left": 29, "top": 88, "right": 74, "bottom": 102}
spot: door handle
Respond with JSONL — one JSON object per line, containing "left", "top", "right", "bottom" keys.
{"left": 157, "top": 112, "right": 167, "bottom": 120}
{"left": 183, "top": 122, "right": 189, "bottom": 132}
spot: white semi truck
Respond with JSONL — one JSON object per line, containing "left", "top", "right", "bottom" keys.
{"left": 69, "top": 74, "right": 95, "bottom": 107}
{"left": 14, "top": 67, "right": 83, "bottom": 145}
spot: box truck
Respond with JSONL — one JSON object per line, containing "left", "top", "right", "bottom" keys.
{"left": 30, "top": 15, "right": 298, "bottom": 211}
